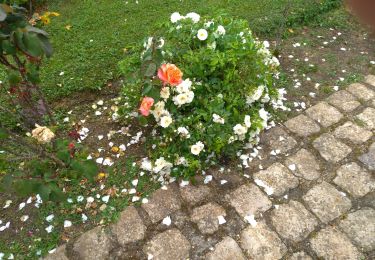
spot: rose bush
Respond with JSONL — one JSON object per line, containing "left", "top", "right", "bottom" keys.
{"left": 119, "top": 13, "right": 288, "bottom": 183}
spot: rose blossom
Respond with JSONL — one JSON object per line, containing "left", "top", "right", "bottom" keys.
{"left": 158, "top": 63, "right": 183, "bottom": 86}
{"left": 31, "top": 125, "right": 55, "bottom": 144}
{"left": 139, "top": 96, "right": 154, "bottom": 116}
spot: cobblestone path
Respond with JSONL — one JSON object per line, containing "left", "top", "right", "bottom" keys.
{"left": 47, "top": 75, "right": 375, "bottom": 260}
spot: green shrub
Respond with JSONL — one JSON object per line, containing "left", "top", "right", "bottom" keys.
{"left": 119, "top": 13, "right": 288, "bottom": 183}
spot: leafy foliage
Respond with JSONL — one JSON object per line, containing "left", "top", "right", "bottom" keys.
{"left": 119, "top": 14, "right": 287, "bottom": 183}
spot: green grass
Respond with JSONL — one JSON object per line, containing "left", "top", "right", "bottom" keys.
{"left": 41, "top": 0, "right": 340, "bottom": 100}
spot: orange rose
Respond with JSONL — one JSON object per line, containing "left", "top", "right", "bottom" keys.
{"left": 139, "top": 96, "right": 154, "bottom": 116}
{"left": 157, "top": 63, "right": 183, "bottom": 86}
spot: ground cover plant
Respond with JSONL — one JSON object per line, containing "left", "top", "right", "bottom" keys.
{"left": 1, "top": 0, "right": 375, "bottom": 259}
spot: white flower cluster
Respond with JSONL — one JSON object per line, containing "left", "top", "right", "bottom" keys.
{"left": 173, "top": 79, "right": 194, "bottom": 107}
{"left": 257, "top": 40, "right": 280, "bottom": 67}
{"left": 170, "top": 12, "right": 200, "bottom": 24}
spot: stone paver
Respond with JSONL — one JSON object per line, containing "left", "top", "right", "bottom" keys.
{"left": 180, "top": 185, "right": 212, "bottom": 206}
{"left": 284, "top": 149, "right": 320, "bottom": 180}
{"left": 289, "top": 251, "right": 312, "bottom": 260}
{"left": 270, "top": 201, "right": 318, "bottom": 242}
{"left": 313, "top": 133, "right": 352, "bottom": 162}
{"left": 261, "top": 127, "right": 297, "bottom": 153}
{"left": 365, "top": 74, "right": 375, "bottom": 87}
{"left": 110, "top": 206, "right": 146, "bottom": 246}
{"left": 143, "top": 229, "right": 190, "bottom": 260}
{"left": 206, "top": 236, "right": 246, "bottom": 260}
{"left": 327, "top": 90, "right": 361, "bottom": 112}
{"left": 141, "top": 184, "right": 181, "bottom": 223}
{"left": 44, "top": 245, "right": 68, "bottom": 260}
{"left": 240, "top": 221, "right": 287, "bottom": 260}
{"left": 253, "top": 162, "right": 299, "bottom": 196}
{"left": 72, "top": 227, "right": 112, "bottom": 260}
{"left": 303, "top": 182, "right": 352, "bottom": 223}
{"left": 359, "top": 142, "right": 375, "bottom": 170}
{"left": 356, "top": 107, "right": 375, "bottom": 130}
{"left": 310, "top": 226, "right": 363, "bottom": 259}
{"left": 306, "top": 102, "right": 343, "bottom": 127}
{"left": 333, "top": 121, "right": 372, "bottom": 144}
{"left": 333, "top": 162, "right": 375, "bottom": 198}
{"left": 191, "top": 203, "right": 226, "bottom": 234}
{"left": 284, "top": 114, "right": 321, "bottom": 137}
{"left": 347, "top": 82, "right": 375, "bottom": 101}
{"left": 338, "top": 208, "right": 375, "bottom": 252}
{"left": 226, "top": 184, "right": 272, "bottom": 218}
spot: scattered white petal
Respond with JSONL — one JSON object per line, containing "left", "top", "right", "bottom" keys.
{"left": 102, "top": 195, "right": 110, "bottom": 203}
{"left": 64, "top": 220, "right": 72, "bottom": 228}
{"left": 218, "top": 215, "right": 226, "bottom": 225}
{"left": 82, "top": 214, "right": 88, "bottom": 223}
{"left": 162, "top": 216, "right": 172, "bottom": 226}
{"left": 46, "top": 214, "right": 54, "bottom": 222}
{"left": 288, "top": 164, "right": 296, "bottom": 171}
{"left": 45, "top": 225, "right": 54, "bottom": 233}
{"left": 132, "top": 179, "right": 139, "bottom": 186}
{"left": 254, "top": 179, "right": 274, "bottom": 195}
{"left": 244, "top": 215, "right": 257, "bottom": 227}
{"left": 220, "top": 180, "right": 228, "bottom": 185}
{"left": 18, "top": 202, "right": 26, "bottom": 210}
{"left": 20, "top": 215, "right": 29, "bottom": 222}
{"left": 132, "top": 196, "right": 140, "bottom": 202}
{"left": 204, "top": 175, "right": 213, "bottom": 184}
{"left": 180, "top": 180, "right": 189, "bottom": 187}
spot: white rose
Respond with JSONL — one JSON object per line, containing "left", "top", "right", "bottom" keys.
{"left": 159, "top": 115, "right": 173, "bottom": 128}
{"left": 31, "top": 125, "right": 55, "bottom": 144}
{"left": 170, "top": 12, "right": 182, "bottom": 23}
{"left": 186, "top": 12, "right": 200, "bottom": 23}
{"left": 213, "top": 114, "right": 225, "bottom": 124}
{"left": 191, "top": 141, "right": 204, "bottom": 155}
{"left": 186, "top": 91, "right": 194, "bottom": 103}
{"left": 259, "top": 108, "right": 269, "bottom": 122}
{"left": 197, "top": 29, "right": 208, "bottom": 41}
{"left": 176, "top": 79, "right": 192, "bottom": 93}
{"left": 153, "top": 157, "right": 173, "bottom": 174}
{"left": 141, "top": 158, "right": 153, "bottom": 171}
{"left": 173, "top": 93, "right": 186, "bottom": 106}
{"left": 244, "top": 115, "right": 251, "bottom": 128}
{"left": 160, "top": 87, "right": 170, "bottom": 99}
{"left": 177, "top": 127, "right": 190, "bottom": 138}
{"left": 216, "top": 25, "right": 226, "bottom": 35}
{"left": 233, "top": 124, "right": 247, "bottom": 136}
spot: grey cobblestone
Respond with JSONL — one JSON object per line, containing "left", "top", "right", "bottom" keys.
{"left": 333, "top": 162, "right": 375, "bottom": 198}
{"left": 359, "top": 142, "right": 375, "bottom": 170}
{"left": 261, "top": 127, "right": 298, "bottom": 153}
{"left": 365, "top": 74, "right": 375, "bottom": 87}
{"left": 191, "top": 203, "right": 226, "bottom": 234}
{"left": 143, "top": 229, "right": 190, "bottom": 260}
{"left": 110, "top": 206, "right": 146, "bottom": 246}
{"left": 180, "top": 185, "right": 212, "bottom": 206}
{"left": 327, "top": 90, "right": 361, "bottom": 112}
{"left": 365, "top": 75, "right": 375, "bottom": 87}
{"left": 347, "top": 82, "right": 375, "bottom": 101}
{"left": 306, "top": 102, "right": 343, "bottom": 127}
{"left": 240, "top": 221, "right": 287, "bottom": 260}
{"left": 338, "top": 208, "right": 375, "bottom": 252}
{"left": 226, "top": 183, "right": 272, "bottom": 218}
{"left": 72, "top": 227, "right": 112, "bottom": 260}
{"left": 284, "top": 149, "right": 320, "bottom": 180}
{"left": 284, "top": 114, "right": 321, "bottom": 137}
{"left": 313, "top": 133, "right": 352, "bottom": 162}
{"left": 253, "top": 162, "right": 299, "bottom": 196}
{"left": 141, "top": 184, "right": 181, "bottom": 223}
{"left": 310, "top": 226, "right": 363, "bottom": 259}
{"left": 333, "top": 121, "right": 372, "bottom": 144}
{"left": 206, "top": 236, "right": 246, "bottom": 260}
{"left": 270, "top": 200, "right": 318, "bottom": 242}
{"left": 303, "top": 182, "right": 352, "bottom": 223}
{"left": 356, "top": 107, "right": 375, "bottom": 130}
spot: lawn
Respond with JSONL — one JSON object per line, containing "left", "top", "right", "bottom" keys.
{"left": 3, "top": 0, "right": 374, "bottom": 259}
{"left": 41, "top": 0, "right": 336, "bottom": 100}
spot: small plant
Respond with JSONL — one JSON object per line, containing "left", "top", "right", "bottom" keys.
{"left": 119, "top": 13, "right": 288, "bottom": 183}
{"left": 0, "top": 125, "right": 98, "bottom": 201}
{"left": 0, "top": 3, "right": 56, "bottom": 127}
